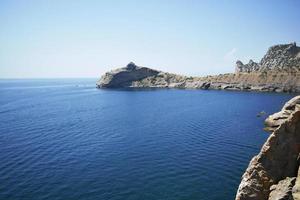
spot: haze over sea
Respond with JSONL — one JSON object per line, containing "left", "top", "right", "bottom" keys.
{"left": 0, "top": 79, "right": 295, "bottom": 200}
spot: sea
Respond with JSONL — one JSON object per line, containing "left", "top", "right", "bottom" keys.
{"left": 0, "top": 79, "right": 295, "bottom": 200}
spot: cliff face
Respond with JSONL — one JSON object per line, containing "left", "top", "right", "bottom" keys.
{"left": 97, "top": 43, "right": 300, "bottom": 92}
{"left": 235, "top": 43, "right": 300, "bottom": 73}
{"left": 235, "top": 96, "right": 300, "bottom": 200}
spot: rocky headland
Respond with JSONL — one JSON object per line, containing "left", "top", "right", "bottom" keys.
{"left": 235, "top": 95, "right": 300, "bottom": 200}
{"left": 97, "top": 43, "right": 300, "bottom": 93}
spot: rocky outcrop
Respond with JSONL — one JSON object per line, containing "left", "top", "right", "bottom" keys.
{"left": 293, "top": 168, "right": 300, "bottom": 200}
{"left": 260, "top": 43, "right": 300, "bottom": 72}
{"left": 268, "top": 177, "right": 296, "bottom": 200}
{"left": 97, "top": 43, "right": 300, "bottom": 92}
{"left": 235, "top": 43, "right": 300, "bottom": 73}
{"left": 264, "top": 96, "right": 300, "bottom": 132}
{"left": 235, "top": 60, "right": 260, "bottom": 73}
{"left": 97, "top": 62, "right": 160, "bottom": 88}
{"left": 235, "top": 96, "right": 300, "bottom": 200}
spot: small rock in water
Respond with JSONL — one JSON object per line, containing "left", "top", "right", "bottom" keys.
{"left": 257, "top": 111, "right": 267, "bottom": 117}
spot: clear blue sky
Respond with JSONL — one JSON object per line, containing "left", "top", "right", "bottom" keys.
{"left": 0, "top": 0, "right": 299, "bottom": 78}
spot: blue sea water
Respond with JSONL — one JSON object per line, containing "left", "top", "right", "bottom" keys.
{"left": 0, "top": 79, "right": 296, "bottom": 200}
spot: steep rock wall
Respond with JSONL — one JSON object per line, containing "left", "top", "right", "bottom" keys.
{"left": 235, "top": 96, "right": 300, "bottom": 200}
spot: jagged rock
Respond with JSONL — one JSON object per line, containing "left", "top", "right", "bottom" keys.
{"left": 235, "top": 96, "right": 300, "bottom": 200}
{"left": 236, "top": 60, "right": 260, "bottom": 73}
{"left": 248, "top": 60, "right": 261, "bottom": 72}
{"left": 202, "top": 82, "right": 211, "bottom": 89}
{"left": 236, "top": 60, "right": 246, "bottom": 73}
{"left": 260, "top": 43, "right": 300, "bottom": 72}
{"left": 283, "top": 96, "right": 300, "bottom": 110}
{"left": 293, "top": 167, "right": 300, "bottom": 200}
{"left": 126, "top": 62, "right": 137, "bottom": 70}
{"left": 268, "top": 177, "right": 296, "bottom": 200}
{"left": 235, "top": 42, "right": 300, "bottom": 73}
{"left": 264, "top": 96, "right": 300, "bottom": 132}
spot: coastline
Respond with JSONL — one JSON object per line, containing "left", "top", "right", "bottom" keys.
{"left": 96, "top": 43, "right": 300, "bottom": 93}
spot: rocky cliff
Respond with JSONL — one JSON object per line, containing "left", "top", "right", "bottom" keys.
{"left": 97, "top": 43, "right": 300, "bottom": 92}
{"left": 235, "top": 42, "right": 300, "bottom": 73}
{"left": 235, "top": 95, "right": 300, "bottom": 200}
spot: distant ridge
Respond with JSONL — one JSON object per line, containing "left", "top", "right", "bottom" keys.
{"left": 97, "top": 43, "right": 300, "bottom": 93}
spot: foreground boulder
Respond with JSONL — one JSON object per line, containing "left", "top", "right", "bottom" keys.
{"left": 235, "top": 96, "right": 300, "bottom": 200}
{"left": 268, "top": 177, "right": 296, "bottom": 200}
{"left": 97, "top": 43, "right": 300, "bottom": 92}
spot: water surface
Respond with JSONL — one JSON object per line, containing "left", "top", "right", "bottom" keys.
{"left": 0, "top": 79, "right": 295, "bottom": 200}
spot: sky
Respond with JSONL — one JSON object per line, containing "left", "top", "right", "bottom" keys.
{"left": 0, "top": 0, "right": 300, "bottom": 78}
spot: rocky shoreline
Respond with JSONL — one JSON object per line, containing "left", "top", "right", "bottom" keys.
{"left": 97, "top": 43, "right": 300, "bottom": 93}
{"left": 235, "top": 95, "right": 300, "bottom": 200}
